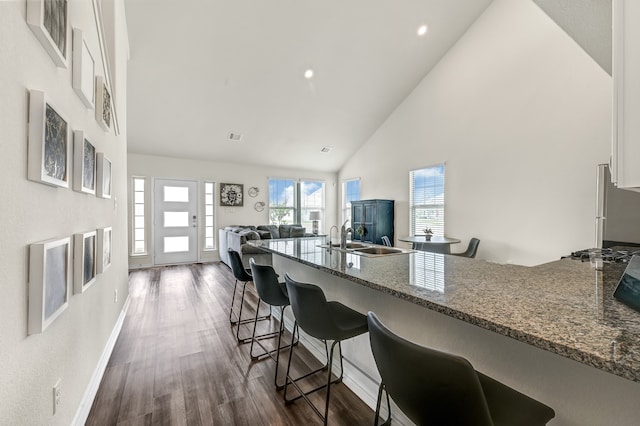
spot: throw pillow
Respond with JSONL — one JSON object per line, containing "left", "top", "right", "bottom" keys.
{"left": 257, "top": 225, "right": 279, "bottom": 239}
{"left": 290, "top": 227, "right": 306, "bottom": 238}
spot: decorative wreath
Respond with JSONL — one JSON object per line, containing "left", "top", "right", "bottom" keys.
{"left": 220, "top": 183, "right": 243, "bottom": 206}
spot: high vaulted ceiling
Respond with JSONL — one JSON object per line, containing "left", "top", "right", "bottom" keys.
{"left": 124, "top": 0, "right": 493, "bottom": 172}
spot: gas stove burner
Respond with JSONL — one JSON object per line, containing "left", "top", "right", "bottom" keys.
{"left": 565, "top": 248, "right": 640, "bottom": 264}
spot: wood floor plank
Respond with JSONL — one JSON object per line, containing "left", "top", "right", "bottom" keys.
{"left": 85, "top": 363, "right": 128, "bottom": 425}
{"left": 152, "top": 391, "right": 187, "bottom": 426}
{"left": 87, "top": 262, "right": 374, "bottom": 425}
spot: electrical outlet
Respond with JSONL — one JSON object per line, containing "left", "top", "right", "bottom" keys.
{"left": 114, "top": 289, "right": 118, "bottom": 303}
{"left": 53, "top": 380, "right": 61, "bottom": 415}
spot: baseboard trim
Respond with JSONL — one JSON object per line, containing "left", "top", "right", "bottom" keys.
{"left": 72, "top": 295, "right": 131, "bottom": 425}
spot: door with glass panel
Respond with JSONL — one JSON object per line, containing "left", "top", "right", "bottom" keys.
{"left": 153, "top": 179, "right": 198, "bottom": 265}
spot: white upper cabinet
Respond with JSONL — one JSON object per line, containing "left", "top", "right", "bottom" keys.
{"left": 612, "top": 0, "right": 640, "bottom": 191}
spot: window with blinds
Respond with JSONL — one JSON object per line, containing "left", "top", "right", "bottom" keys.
{"left": 410, "top": 164, "right": 445, "bottom": 236}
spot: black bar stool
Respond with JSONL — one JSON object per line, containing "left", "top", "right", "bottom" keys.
{"left": 227, "top": 249, "right": 270, "bottom": 343}
{"left": 248, "top": 258, "right": 299, "bottom": 389}
{"left": 452, "top": 237, "right": 481, "bottom": 258}
{"left": 283, "top": 273, "right": 368, "bottom": 425}
{"left": 367, "top": 311, "right": 555, "bottom": 426}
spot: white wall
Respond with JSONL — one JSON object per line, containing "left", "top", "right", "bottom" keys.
{"left": 0, "top": 1, "right": 129, "bottom": 424}
{"left": 127, "top": 153, "right": 338, "bottom": 267}
{"left": 339, "top": 0, "right": 612, "bottom": 266}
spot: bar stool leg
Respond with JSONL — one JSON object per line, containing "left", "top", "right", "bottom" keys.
{"left": 273, "top": 306, "right": 300, "bottom": 390}
{"left": 374, "top": 382, "right": 392, "bottom": 426}
{"left": 323, "top": 339, "right": 341, "bottom": 425}
{"left": 283, "top": 330, "right": 344, "bottom": 424}
{"left": 231, "top": 283, "right": 272, "bottom": 343}
{"left": 228, "top": 278, "right": 240, "bottom": 324}
{"left": 250, "top": 305, "right": 293, "bottom": 360}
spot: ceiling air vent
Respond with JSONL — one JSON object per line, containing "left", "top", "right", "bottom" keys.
{"left": 228, "top": 132, "right": 242, "bottom": 142}
{"left": 321, "top": 146, "right": 333, "bottom": 153}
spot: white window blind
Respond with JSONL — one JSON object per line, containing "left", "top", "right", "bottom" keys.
{"left": 410, "top": 164, "right": 445, "bottom": 236}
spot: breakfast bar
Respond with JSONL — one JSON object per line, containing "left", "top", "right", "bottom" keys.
{"left": 249, "top": 237, "right": 640, "bottom": 426}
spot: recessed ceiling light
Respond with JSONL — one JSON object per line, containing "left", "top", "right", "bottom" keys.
{"left": 228, "top": 132, "right": 242, "bottom": 141}
{"left": 417, "top": 24, "right": 428, "bottom": 36}
{"left": 304, "top": 69, "right": 314, "bottom": 79}
{"left": 321, "top": 146, "right": 333, "bottom": 153}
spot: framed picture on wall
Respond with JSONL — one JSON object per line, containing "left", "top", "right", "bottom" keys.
{"left": 72, "top": 28, "right": 95, "bottom": 108}
{"left": 28, "top": 90, "right": 70, "bottom": 188}
{"left": 73, "top": 131, "right": 96, "bottom": 195}
{"left": 95, "top": 76, "right": 112, "bottom": 131}
{"left": 220, "top": 183, "right": 243, "bottom": 206}
{"left": 96, "top": 226, "right": 112, "bottom": 273}
{"left": 74, "top": 231, "right": 97, "bottom": 293}
{"left": 28, "top": 236, "right": 71, "bottom": 335}
{"left": 96, "top": 153, "right": 112, "bottom": 199}
{"left": 26, "top": 0, "right": 69, "bottom": 68}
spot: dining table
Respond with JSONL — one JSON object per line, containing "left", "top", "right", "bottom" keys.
{"left": 398, "top": 235, "right": 462, "bottom": 254}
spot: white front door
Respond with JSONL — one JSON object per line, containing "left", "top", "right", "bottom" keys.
{"left": 153, "top": 178, "right": 198, "bottom": 265}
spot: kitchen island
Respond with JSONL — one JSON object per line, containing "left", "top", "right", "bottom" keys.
{"left": 249, "top": 237, "right": 640, "bottom": 425}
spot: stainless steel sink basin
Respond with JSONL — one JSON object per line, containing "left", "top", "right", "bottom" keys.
{"left": 317, "top": 242, "right": 368, "bottom": 250}
{"left": 354, "top": 247, "right": 403, "bottom": 255}
{"left": 317, "top": 243, "right": 414, "bottom": 257}
{"left": 331, "top": 242, "right": 368, "bottom": 249}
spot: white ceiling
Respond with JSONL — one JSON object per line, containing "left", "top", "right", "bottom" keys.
{"left": 124, "top": 0, "right": 493, "bottom": 172}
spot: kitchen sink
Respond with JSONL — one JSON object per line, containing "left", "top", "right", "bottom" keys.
{"left": 317, "top": 243, "right": 414, "bottom": 257}
{"left": 317, "top": 242, "right": 368, "bottom": 250}
{"left": 353, "top": 247, "right": 403, "bottom": 255}
{"left": 331, "top": 242, "right": 368, "bottom": 249}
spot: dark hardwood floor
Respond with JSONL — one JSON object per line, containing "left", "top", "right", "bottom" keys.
{"left": 86, "top": 262, "right": 374, "bottom": 425}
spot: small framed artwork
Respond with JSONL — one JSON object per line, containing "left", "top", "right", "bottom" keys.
{"left": 26, "top": 0, "right": 68, "bottom": 68}
{"left": 73, "top": 131, "right": 96, "bottom": 195}
{"left": 74, "top": 231, "right": 97, "bottom": 294}
{"left": 28, "top": 90, "right": 70, "bottom": 188}
{"left": 28, "top": 236, "right": 71, "bottom": 335}
{"left": 96, "top": 153, "right": 112, "bottom": 199}
{"left": 220, "top": 183, "right": 243, "bottom": 206}
{"left": 96, "top": 227, "right": 112, "bottom": 274}
{"left": 72, "top": 28, "right": 95, "bottom": 108}
{"left": 95, "top": 76, "right": 112, "bottom": 131}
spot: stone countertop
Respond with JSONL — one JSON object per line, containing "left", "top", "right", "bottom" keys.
{"left": 249, "top": 237, "right": 640, "bottom": 383}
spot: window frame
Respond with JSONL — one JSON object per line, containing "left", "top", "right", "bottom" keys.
{"left": 131, "top": 176, "right": 147, "bottom": 255}
{"left": 203, "top": 181, "right": 216, "bottom": 251}
{"left": 409, "top": 164, "right": 445, "bottom": 237}
{"left": 268, "top": 178, "right": 325, "bottom": 233}
{"left": 341, "top": 178, "right": 361, "bottom": 225}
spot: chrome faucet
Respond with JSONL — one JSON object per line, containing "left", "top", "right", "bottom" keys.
{"left": 328, "top": 225, "right": 339, "bottom": 254}
{"left": 340, "top": 219, "right": 352, "bottom": 250}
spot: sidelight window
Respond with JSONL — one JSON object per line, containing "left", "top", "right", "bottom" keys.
{"left": 132, "top": 177, "right": 146, "bottom": 254}
{"left": 204, "top": 181, "right": 215, "bottom": 250}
